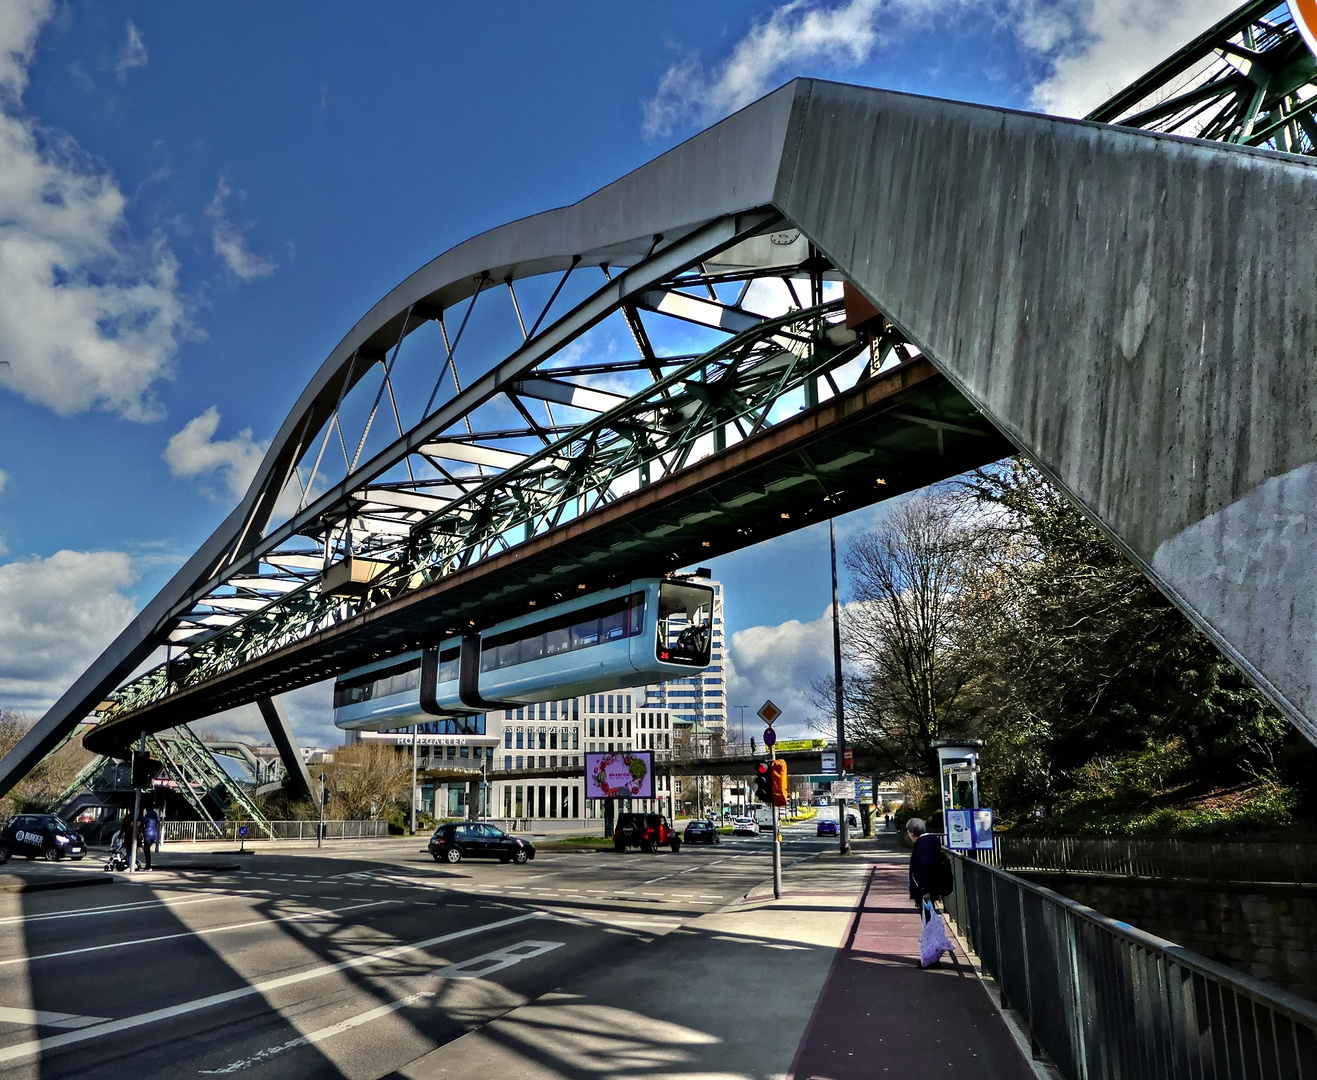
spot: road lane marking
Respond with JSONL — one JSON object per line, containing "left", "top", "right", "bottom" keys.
{"left": 0, "top": 910, "right": 543, "bottom": 1066}
{"left": 431, "top": 939, "right": 563, "bottom": 979}
{"left": 200, "top": 992, "right": 430, "bottom": 1074}
{"left": 0, "top": 901, "right": 392, "bottom": 968}
{"left": 0, "top": 1008, "right": 108, "bottom": 1030}
{"left": 0, "top": 894, "right": 228, "bottom": 926}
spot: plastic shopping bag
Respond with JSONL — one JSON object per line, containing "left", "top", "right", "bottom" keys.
{"left": 919, "top": 902, "right": 956, "bottom": 967}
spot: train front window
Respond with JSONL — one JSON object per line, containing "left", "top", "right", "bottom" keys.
{"left": 656, "top": 581, "right": 714, "bottom": 666}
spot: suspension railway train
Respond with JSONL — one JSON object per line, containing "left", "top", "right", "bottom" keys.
{"left": 332, "top": 577, "right": 714, "bottom": 731}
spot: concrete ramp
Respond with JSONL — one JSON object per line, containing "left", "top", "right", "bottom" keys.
{"left": 774, "top": 80, "right": 1317, "bottom": 741}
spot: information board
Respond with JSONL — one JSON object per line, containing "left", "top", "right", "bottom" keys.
{"left": 945, "top": 809, "right": 974, "bottom": 850}
{"left": 585, "top": 751, "right": 654, "bottom": 799}
{"left": 972, "top": 809, "right": 995, "bottom": 851}
{"left": 830, "top": 780, "right": 856, "bottom": 800}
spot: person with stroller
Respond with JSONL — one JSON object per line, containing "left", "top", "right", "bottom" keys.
{"left": 105, "top": 818, "right": 133, "bottom": 872}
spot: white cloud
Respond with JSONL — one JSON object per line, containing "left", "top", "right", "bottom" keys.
{"left": 0, "top": 467, "right": 7, "bottom": 496}
{"left": 644, "top": 0, "right": 892, "bottom": 137}
{"left": 642, "top": 0, "right": 1241, "bottom": 138}
{"left": 204, "top": 177, "right": 275, "bottom": 281}
{"left": 0, "top": 1, "right": 190, "bottom": 421}
{"left": 0, "top": 549, "right": 138, "bottom": 711}
{"left": 726, "top": 604, "right": 838, "bottom": 740}
{"left": 164, "top": 406, "right": 268, "bottom": 501}
{"left": 114, "top": 20, "right": 147, "bottom": 83}
{"left": 1025, "top": 0, "right": 1239, "bottom": 117}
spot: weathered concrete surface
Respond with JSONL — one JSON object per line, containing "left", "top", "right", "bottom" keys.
{"left": 773, "top": 80, "right": 1317, "bottom": 741}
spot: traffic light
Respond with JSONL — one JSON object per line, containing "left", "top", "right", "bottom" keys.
{"left": 754, "top": 762, "right": 771, "bottom": 804}
{"left": 770, "top": 759, "right": 789, "bottom": 807}
{"left": 130, "top": 751, "right": 159, "bottom": 789}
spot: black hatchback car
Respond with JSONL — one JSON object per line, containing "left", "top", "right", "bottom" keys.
{"left": 0, "top": 814, "right": 86, "bottom": 862}
{"left": 683, "top": 819, "right": 720, "bottom": 845}
{"left": 429, "top": 822, "right": 535, "bottom": 864}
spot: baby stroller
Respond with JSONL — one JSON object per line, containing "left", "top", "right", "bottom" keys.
{"left": 104, "top": 834, "right": 132, "bottom": 872}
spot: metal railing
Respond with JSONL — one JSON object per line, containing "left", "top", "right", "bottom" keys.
{"left": 160, "top": 819, "right": 389, "bottom": 843}
{"left": 982, "top": 835, "right": 1317, "bottom": 886}
{"left": 943, "top": 854, "right": 1317, "bottom": 1079}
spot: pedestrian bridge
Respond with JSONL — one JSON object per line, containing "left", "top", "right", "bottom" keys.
{"left": 5, "top": 7, "right": 1317, "bottom": 791}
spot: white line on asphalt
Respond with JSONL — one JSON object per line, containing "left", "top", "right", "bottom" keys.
{"left": 0, "top": 894, "right": 228, "bottom": 927}
{"left": 200, "top": 992, "right": 430, "bottom": 1074}
{"left": 431, "top": 939, "right": 563, "bottom": 980}
{"left": 0, "top": 1007, "right": 109, "bottom": 1030}
{"left": 0, "top": 901, "right": 392, "bottom": 969}
{"left": 0, "top": 910, "right": 543, "bottom": 1066}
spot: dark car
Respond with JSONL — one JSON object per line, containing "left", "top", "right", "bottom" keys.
{"left": 0, "top": 814, "right": 86, "bottom": 862}
{"left": 429, "top": 822, "right": 535, "bottom": 864}
{"left": 614, "top": 812, "right": 681, "bottom": 853}
{"left": 683, "top": 819, "right": 720, "bottom": 845}
{"left": 817, "top": 818, "right": 839, "bottom": 837}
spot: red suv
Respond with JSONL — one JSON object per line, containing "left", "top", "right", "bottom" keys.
{"left": 614, "top": 812, "right": 681, "bottom": 854}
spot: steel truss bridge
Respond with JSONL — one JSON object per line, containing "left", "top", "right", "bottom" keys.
{"left": 5, "top": 2, "right": 1317, "bottom": 793}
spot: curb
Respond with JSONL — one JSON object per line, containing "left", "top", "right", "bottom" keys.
{"left": 0, "top": 873, "right": 114, "bottom": 894}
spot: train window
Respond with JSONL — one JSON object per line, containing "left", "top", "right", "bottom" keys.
{"left": 333, "top": 658, "right": 422, "bottom": 708}
{"left": 656, "top": 581, "right": 714, "bottom": 666}
{"left": 480, "top": 592, "right": 646, "bottom": 672}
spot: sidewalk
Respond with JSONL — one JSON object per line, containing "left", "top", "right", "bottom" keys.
{"left": 397, "top": 833, "right": 1038, "bottom": 1080}
{"left": 789, "top": 844, "right": 1035, "bottom": 1079}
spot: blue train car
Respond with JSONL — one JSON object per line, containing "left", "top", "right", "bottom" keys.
{"left": 333, "top": 577, "right": 713, "bottom": 731}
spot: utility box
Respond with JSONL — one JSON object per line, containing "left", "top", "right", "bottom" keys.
{"left": 933, "top": 738, "right": 983, "bottom": 838}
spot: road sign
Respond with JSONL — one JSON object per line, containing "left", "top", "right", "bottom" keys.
{"left": 821, "top": 751, "right": 837, "bottom": 773}
{"left": 763, "top": 728, "right": 777, "bottom": 747}
{"left": 238, "top": 824, "right": 250, "bottom": 838}
{"left": 757, "top": 700, "right": 781, "bottom": 726}
{"left": 830, "top": 780, "right": 856, "bottom": 800}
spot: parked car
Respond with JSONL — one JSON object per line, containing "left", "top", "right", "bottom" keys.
{"left": 0, "top": 814, "right": 86, "bottom": 862}
{"left": 817, "top": 818, "right": 839, "bottom": 837}
{"left": 683, "top": 819, "right": 720, "bottom": 845}
{"left": 429, "top": 822, "right": 535, "bottom": 864}
{"left": 614, "top": 812, "right": 681, "bottom": 853}
{"left": 731, "top": 816, "right": 760, "bottom": 837}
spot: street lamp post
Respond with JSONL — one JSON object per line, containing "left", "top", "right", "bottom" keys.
{"left": 830, "top": 518, "right": 851, "bottom": 856}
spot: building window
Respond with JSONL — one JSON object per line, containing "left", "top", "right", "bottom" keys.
{"left": 589, "top": 718, "right": 596, "bottom": 737}
{"left": 607, "top": 694, "right": 614, "bottom": 713}
{"left": 504, "top": 755, "right": 512, "bottom": 770}
{"left": 549, "top": 785, "right": 558, "bottom": 818}
{"left": 675, "top": 780, "right": 682, "bottom": 794}
{"left": 572, "top": 787, "right": 579, "bottom": 818}
{"left": 504, "top": 787, "right": 512, "bottom": 816}
{"left": 504, "top": 729, "right": 513, "bottom": 748}
{"left": 515, "top": 785, "right": 524, "bottom": 818}
{"left": 550, "top": 755, "right": 558, "bottom": 767}
{"left": 515, "top": 728, "right": 524, "bottom": 749}
{"left": 539, "top": 755, "right": 546, "bottom": 768}
{"left": 561, "top": 786, "right": 570, "bottom": 818}
{"left": 516, "top": 755, "right": 524, "bottom": 769}
{"left": 572, "top": 728, "right": 579, "bottom": 750}
{"left": 550, "top": 729, "right": 558, "bottom": 750}
{"left": 626, "top": 717, "right": 632, "bottom": 737}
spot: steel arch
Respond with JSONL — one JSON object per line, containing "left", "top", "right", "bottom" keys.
{"left": 5, "top": 69, "right": 1317, "bottom": 789}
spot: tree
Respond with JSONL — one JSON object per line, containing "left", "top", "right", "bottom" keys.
{"left": 955, "top": 459, "right": 1288, "bottom": 809}
{"left": 321, "top": 741, "right": 412, "bottom": 820}
{"left": 836, "top": 494, "right": 981, "bottom": 779}
{"left": 0, "top": 710, "right": 94, "bottom": 817}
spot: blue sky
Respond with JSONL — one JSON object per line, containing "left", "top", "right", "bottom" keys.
{"left": 0, "top": 0, "right": 1239, "bottom": 747}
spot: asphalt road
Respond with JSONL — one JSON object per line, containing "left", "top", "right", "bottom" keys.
{"left": 0, "top": 823, "right": 841, "bottom": 1079}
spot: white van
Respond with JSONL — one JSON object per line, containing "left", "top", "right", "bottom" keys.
{"left": 752, "top": 806, "right": 774, "bottom": 827}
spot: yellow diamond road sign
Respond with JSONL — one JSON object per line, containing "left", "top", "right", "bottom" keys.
{"left": 757, "top": 700, "right": 781, "bottom": 726}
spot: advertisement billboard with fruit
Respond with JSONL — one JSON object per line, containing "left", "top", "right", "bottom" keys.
{"left": 585, "top": 751, "right": 654, "bottom": 799}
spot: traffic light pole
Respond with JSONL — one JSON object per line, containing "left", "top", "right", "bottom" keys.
{"left": 128, "top": 731, "right": 145, "bottom": 874}
{"left": 771, "top": 743, "right": 782, "bottom": 900}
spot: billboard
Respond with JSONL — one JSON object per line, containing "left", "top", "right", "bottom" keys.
{"left": 585, "top": 751, "right": 654, "bottom": 799}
